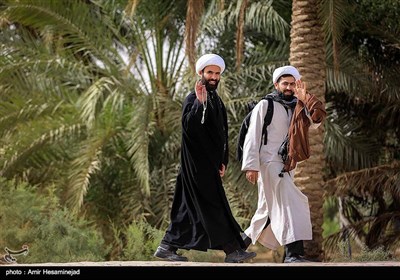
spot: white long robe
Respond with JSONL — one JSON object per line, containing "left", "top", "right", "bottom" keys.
{"left": 241, "top": 99, "right": 312, "bottom": 249}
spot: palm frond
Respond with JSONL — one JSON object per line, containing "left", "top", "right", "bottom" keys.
{"left": 1, "top": 123, "right": 85, "bottom": 177}
{"left": 320, "top": 0, "right": 350, "bottom": 74}
{"left": 324, "top": 211, "right": 400, "bottom": 253}
{"left": 325, "top": 161, "right": 400, "bottom": 197}
{"left": 66, "top": 132, "right": 113, "bottom": 213}
{"left": 324, "top": 102, "right": 381, "bottom": 172}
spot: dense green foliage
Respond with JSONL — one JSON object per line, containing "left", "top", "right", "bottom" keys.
{"left": 0, "top": 178, "right": 108, "bottom": 263}
{"left": 0, "top": 0, "right": 399, "bottom": 262}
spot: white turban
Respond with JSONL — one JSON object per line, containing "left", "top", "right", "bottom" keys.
{"left": 195, "top": 54, "right": 225, "bottom": 76}
{"left": 272, "top": 66, "right": 301, "bottom": 83}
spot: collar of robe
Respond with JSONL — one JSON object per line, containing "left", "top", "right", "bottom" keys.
{"left": 268, "top": 90, "right": 297, "bottom": 110}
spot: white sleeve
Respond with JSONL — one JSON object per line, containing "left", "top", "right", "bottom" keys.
{"left": 241, "top": 99, "right": 270, "bottom": 172}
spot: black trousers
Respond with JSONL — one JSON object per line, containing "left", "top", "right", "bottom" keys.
{"left": 285, "top": 240, "right": 304, "bottom": 257}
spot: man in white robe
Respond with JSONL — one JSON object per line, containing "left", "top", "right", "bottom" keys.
{"left": 241, "top": 66, "right": 325, "bottom": 263}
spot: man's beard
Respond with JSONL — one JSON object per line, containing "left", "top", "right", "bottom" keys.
{"left": 278, "top": 90, "right": 295, "bottom": 101}
{"left": 201, "top": 76, "right": 219, "bottom": 91}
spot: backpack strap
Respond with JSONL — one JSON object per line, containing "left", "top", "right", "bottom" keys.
{"left": 261, "top": 96, "right": 274, "bottom": 145}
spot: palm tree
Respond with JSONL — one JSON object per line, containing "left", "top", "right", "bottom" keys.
{"left": 289, "top": 0, "right": 400, "bottom": 260}
{"left": 289, "top": 0, "right": 327, "bottom": 260}
{"left": 321, "top": 0, "right": 400, "bottom": 257}
{"left": 0, "top": 0, "right": 187, "bottom": 229}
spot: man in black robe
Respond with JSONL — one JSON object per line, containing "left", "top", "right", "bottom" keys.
{"left": 154, "top": 54, "right": 257, "bottom": 263}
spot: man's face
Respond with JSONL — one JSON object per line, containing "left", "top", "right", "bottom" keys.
{"left": 274, "top": 76, "right": 296, "bottom": 96}
{"left": 201, "top": 65, "right": 221, "bottom": 91}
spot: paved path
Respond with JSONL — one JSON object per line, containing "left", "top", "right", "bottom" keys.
{"left": 3, "top": 260, "right": 400, "bottom": 266}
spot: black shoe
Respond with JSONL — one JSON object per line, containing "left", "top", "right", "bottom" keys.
{"left": 241, "top": 232, "right": 252, "bottom": 250}
{"left": 224, "top": 249, "right": 257, "bottom": 263}
{"left": 154, "top": 246, "right": 188, "bottom": 262}
{"left": 284, "top": 255, "right": 311, "bottom": 263}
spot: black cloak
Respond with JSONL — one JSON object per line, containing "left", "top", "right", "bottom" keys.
{"left": 163, "top": 90, "right": 245, "bottom": 251}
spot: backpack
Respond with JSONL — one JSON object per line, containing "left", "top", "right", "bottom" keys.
{"left": 236, "top": 96, "right": 274, "bottom": 162}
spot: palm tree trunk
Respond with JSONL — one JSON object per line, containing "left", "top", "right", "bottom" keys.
{"left": 289, "top": 0, "right": 326, "bottom": 261}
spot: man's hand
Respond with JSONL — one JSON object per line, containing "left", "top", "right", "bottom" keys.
{"left": 246, "top": 170, "right": 258, "bottom": 185}
{"left": 219, "top": 164, "right": 226, "bottom": 177}
{"left": 293, "top": 80, "right": 307, "bottom": 103}
{"left": 195, "top": 80, "right": 207, "bottom": 103}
